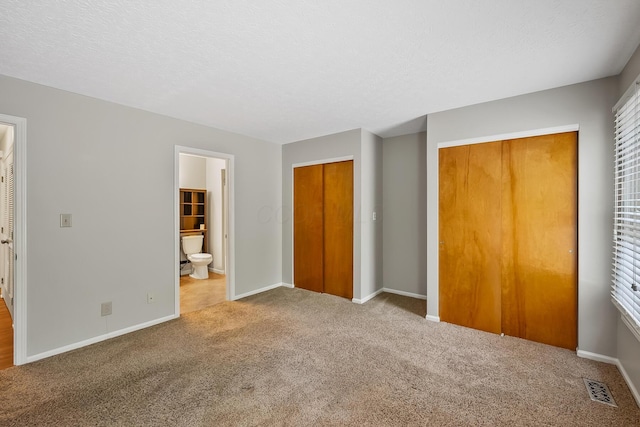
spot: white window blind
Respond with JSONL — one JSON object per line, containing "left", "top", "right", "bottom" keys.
{"left": 613, "top": 79, "right": 640, "bottom": 338}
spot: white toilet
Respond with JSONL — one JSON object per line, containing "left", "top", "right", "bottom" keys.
{"left": 181, "top": 235, "right": 213, "bottom": 279}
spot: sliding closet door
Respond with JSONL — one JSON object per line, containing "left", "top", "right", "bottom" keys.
{"left": 323, "top": 161, "right": 353, "bottom": 299}
{"left": 294, "top": 160, "right": 353, "bottom": 299}
{"left": 501, "top": 133, "right": 577, "bottom": 350}
{"left": 294, "top": 165, "right": 324, "bottom": 293}
{"left": 439, "top": 142, "right": 503, "bottom": 334}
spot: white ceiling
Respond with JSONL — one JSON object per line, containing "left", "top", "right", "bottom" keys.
{"left": 1, "top": 1, "right": 640, "bottom": 144}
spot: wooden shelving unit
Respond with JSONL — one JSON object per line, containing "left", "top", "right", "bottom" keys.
{"left": 180, "top": 188, "right": 207, "bottom": 252}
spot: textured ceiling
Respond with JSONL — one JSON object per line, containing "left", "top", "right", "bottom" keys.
{"left": 1, "top": 1, "right": 640, "bottom": 144}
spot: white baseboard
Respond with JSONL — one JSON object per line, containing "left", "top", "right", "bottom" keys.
{"left": 281, "top": 283, "right": 294, "bottom": 288}
{"left": 577, "top": 349, "right": 640, "bottom": 408}
{"left": 352, "top": 288, "right": 384, "bottom": 304}
{"left": 209, "top": 267, "right": 225, "bottom": 275}
{"left": 382, "top": 288, "right": 427, "bottom": 300}
{"left": 426, "top": 314, "right": 440, "bottom": 322}
{"left": 617, "top": 359, "right": 640, "bottom": 408}
{"left": 233, "top": 282, "right": 290, "bottom": 300}
{"left": 576, "top": 349, "right": 618, "bottom": 365}
{"left": 353, "top": 288, "right": 428, "bottom": 304}
{"left": 26, "top": 314, "right": 178, "bottom": 364}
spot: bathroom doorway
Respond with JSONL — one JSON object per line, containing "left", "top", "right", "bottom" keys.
{"left": 0, "top": 114, "right": 26, "bottom": 366}
{"left": 174, "top": 146, "right": 234, "bottom": 316}
{"left": 0, "top": 122, "right": 15, "bottom": 369}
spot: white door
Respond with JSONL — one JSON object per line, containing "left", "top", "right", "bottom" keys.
{"left": 0, "top": 147, "right": 14, "bottom": 319}
{"left": 0, "top": 158, "right": 5, "bottom": 300}
{"left": 222, "top": 168, "right": 228, "bottom": 273}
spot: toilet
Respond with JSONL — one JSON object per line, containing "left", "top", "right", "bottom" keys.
{"left": 181, "top": 235, "right": 213, "bottom": 279}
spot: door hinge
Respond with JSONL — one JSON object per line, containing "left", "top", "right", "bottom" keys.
{"left": 1, "top": 277, "right": 3, "bottom": 284}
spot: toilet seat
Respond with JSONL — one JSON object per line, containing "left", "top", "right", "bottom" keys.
{"left": 189, "top": 253, "right": 212, "bottom": 261}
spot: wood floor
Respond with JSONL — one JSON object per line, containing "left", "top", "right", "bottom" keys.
{"left": 0, "top": 297, "right": 13, "bottom": 370}
{"left": 180, "top": 271, "right": 226, "bottom": 314}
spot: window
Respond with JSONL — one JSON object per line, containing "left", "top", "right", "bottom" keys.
{"left": 613, "top": 79, "right": 640, "bottom": 340}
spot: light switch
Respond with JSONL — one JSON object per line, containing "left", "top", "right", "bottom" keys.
{"left": 372, "top": 212, "right": 377, "bottom": 221}
{"left": 60, "top": 214, "right": 72, "bottom": 228}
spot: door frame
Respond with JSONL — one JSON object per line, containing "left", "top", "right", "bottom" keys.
{"left": 174, "top": 145, "right": 235, "bottom": 314}
{"left": 0, "top": 113, "right": 27, "bottom": 365}
{"left": 291, "top": 155, "right": 354, "bottom": 292}
{"left": 436, "top": 124, "right": 579, "bottom": 149}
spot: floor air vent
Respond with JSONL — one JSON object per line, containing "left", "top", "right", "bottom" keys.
{"left": 583, "top": 378, "right": 617, "bottom": 407}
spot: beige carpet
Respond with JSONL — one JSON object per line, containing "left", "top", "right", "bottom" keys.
{"left": 0, "top": 287, "right": 638, "bottom": 426}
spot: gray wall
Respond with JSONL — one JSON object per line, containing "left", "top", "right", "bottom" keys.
{"left": 282, "top": 129, "right": 365, "bottom": 298}
{"left": 0, "top": 74, "right": 282, "bottom": 357}
{"left": 281, "top": 129, "right": 361, "bottom": 294}
{"left": 281, "top": 128, "right": 382, "bottom": 301}
{"left": 360, "top": 130, "right": 383, "bottom": 298}
{"left": 427, "top": 77, "right": 619, "bottom": 357}
{"left": 382, "top": 132, "right": 427, "bottom": 297}
{"left": 616, "top": 46, "right": 640, "bottom": 404}
{"left": 618, "top": 318, "right": 640, "bottom": 402}
{"left": 620, "top": 43, "right": 640, "bottom": 96}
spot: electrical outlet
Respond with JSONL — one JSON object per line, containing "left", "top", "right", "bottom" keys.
{"left": 101, "top": 301, "right": 112, "bottom": 316}
{"left": 147, "top": 293, "right": 155, "bottom": 304}
{"left": 372, "top": 211, "right": 377, "bottom": 221}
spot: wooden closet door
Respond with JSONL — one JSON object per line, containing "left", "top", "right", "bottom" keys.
{"left": 323, "top": 161, "right": 353, "bottom": 299}
{"left": 501, "top": 132, "right": 577, "bottom": 350}
{"left": 439, "top": 142, "right": 503, "bottom": 334}
{"left": 294, "top": 165, "right": 324, "bottom": 293}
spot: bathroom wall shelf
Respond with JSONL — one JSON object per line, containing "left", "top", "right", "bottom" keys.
{"left": 180, "top": 188, "right": 207, "bottom": 252}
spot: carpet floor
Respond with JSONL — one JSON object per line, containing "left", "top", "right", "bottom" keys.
{"left": 0, "top": 287, "right": 638, "bottom": 426}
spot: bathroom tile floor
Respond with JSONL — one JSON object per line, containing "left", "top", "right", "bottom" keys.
{"left": 180, "top": 271, "right": 226, "bottom": 314}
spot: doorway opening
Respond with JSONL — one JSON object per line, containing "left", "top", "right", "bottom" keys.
{"left": 175, "top": 146, "right": 234, "bottom": 316}
{"left": 0, "top": 122, "right": 14, "bottom": 369}
{"left": 0, "top": 114, "right": 26, "bottom": 367}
